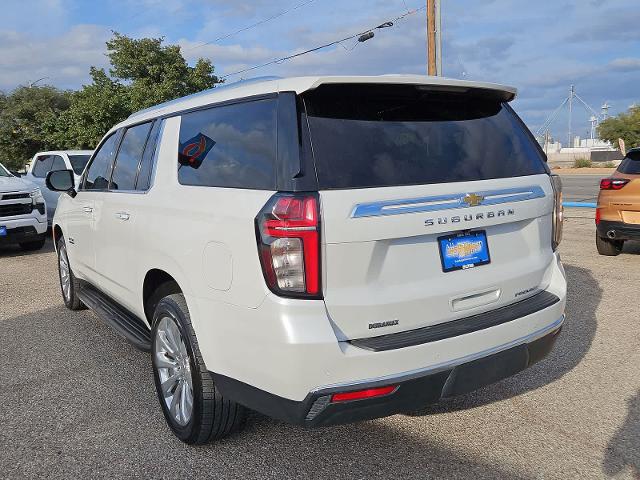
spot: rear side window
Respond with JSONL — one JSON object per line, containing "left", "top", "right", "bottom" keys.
{"left": 51, "top": 155, "right": 66, "bottom": 171}
{"left": 177, "top": 98, "right": 277, "bottom": 189}
{"left": 84, "top": 133, "right": 120, "bottom": 190}
{"left": 303, "top": 85, "right": 546, "bottom": 189}
{"left": 32, "top": 155, "right": 53, "bottom": 178}
{"left": 68, "top": 155, "right": 91, "bottom": 175}
{"left": 110, "top": 122, "right": 152, "bottom": 191}
{"left": 618, "top": 151, "right": 640, "bottom": 174}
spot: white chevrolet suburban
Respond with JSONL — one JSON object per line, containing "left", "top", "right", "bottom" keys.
{"left": 0, "top": 161, "right": 47, "bottom": 250}
{"left": 47, "top": 75, "right": 567, "bottom": 444}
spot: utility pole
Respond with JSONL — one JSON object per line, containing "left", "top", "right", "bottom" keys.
{"left": 427, "top": 0, "right": 437, "bottom": 75}
{"left": 567, "top": 85, "right": 574, "bottom": 148}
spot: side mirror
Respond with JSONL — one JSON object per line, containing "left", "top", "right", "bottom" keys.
{"left": 46, "top": 169, "right": 76, "bottom": 197}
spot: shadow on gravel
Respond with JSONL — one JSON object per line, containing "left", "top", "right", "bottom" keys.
{"left": 0, "top": 236, "right": 54, "bottom": 258}
{"left": 603, "top": 390, "right": 640, "bottom": 478}
{"left": 410, "top": 263, "right": 599, "bottom": 414}
{"left": 1, "top": 305, "right": 527, "bottom": 479}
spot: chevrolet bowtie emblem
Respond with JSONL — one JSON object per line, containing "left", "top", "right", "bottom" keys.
{"left": 462, "top": 193, "right": 484, "bottom": 207}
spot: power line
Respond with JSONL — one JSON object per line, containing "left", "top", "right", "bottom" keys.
{"left": 186, "top": 0, "right": 316, "bottom": 52}
{"left": 220, "top": 6, "right": 426, "bottom": 80}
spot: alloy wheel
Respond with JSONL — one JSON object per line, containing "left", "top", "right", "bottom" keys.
{"left": 154, "top": 316, "right": 194, "bottom": 426}
{"left": 58, "top": 246, "right": 71, "bottom": 302}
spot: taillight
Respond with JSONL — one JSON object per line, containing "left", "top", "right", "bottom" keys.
{"left": 595, "top": 208, "right": 601, "bottom": 225}
{"left": 551, "top": 175, "right": 563, "bottom": 251}
{"left": 256, "top": 193, "right": 321, "bottom": 298}
{"left": 600, "top": 178, "right": 630, "bottom": 190}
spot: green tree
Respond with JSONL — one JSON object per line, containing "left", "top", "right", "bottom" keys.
{"left": 54, "top": 32, "right": 221, "bottom": 148}
{"left": 0, "top": 86, "right": 70, "bottom": 170}
{"left": 598, "top": 105, "right": 640, "bottom": 150}
{"left": 48, "top": 68, "right": 131, "bottom": 149}
{"left": 107, "top": 32, "right": 220, "bottom": 111}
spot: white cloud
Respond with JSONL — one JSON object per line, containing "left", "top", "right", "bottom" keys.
{"left": 610, "top": 57, "right": 640, "bottom": 71}
{"left": 0, "top": 24, "right": 109, "bottom": 92}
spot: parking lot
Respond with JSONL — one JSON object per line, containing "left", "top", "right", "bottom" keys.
{"left": 1, "top": 210, "right": 638, "bottom": 479}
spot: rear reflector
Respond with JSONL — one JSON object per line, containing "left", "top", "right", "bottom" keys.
{"left": 330, "top": 385, "right": 398, "bottom": 403}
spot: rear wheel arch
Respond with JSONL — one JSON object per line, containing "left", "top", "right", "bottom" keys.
{"left": 143, "top": 269, "right": 183, "bottom": 326}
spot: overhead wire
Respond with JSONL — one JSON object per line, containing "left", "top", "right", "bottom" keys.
{"left": 220, "top": 6, "right": 427, "bottom": 80}
{"left": 185, "top": 0, "right": 316, "bottom": 52}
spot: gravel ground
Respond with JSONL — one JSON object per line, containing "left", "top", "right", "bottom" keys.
{"left": 0, "top": 214, "right": 638, "bottom": 479}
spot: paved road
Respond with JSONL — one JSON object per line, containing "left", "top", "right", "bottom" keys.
{"left": 560, "top": 174, "right": 603, "bottom": 204}
{"left": 1, "top": 218, "right": 639, "bottom": 479}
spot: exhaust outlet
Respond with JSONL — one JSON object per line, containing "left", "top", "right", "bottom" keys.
{"left": 607, "top": 230, "right": 616, "bottom": 239}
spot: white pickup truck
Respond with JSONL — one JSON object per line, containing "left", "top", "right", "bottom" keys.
{"left": 24, "top": 150, "right": 92, "bottom": 223}
{"left": 0, "top": 162, "right": 47, "bottom": 250}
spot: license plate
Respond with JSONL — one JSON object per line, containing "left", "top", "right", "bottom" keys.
{"left": 438, "top": 230, "right": 490, "bottom": 272}
{"left": 0, "top": 226, "right": 6, "bottom": 237}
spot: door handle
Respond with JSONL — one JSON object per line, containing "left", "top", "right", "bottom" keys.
{"left": 116, "top": 212, "right": 130, "bottom": 221}
{"left": 83, "top": 206, "right": 93, "bottom": 213}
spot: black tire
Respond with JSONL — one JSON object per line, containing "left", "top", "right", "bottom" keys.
{"left": 596, "top": 233, "right": 623, "bottom": 256}
{"left": 19, "top": 236, "right": 46, "bottom": 251}
{"left": 151, "top": 294, "right": 246, "bottom": 444}
{"left": 56, "top": 237, "right": 85, "bottom": 310}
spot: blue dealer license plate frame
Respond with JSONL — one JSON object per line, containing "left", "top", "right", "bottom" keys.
{"left": 438, "top": 230, "right": 491, "bottom": 273}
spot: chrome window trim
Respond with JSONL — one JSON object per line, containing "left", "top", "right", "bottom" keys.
{"left": 311, "top": 314, "right": 564, "bottom": 394}
{"left": 351, "top": 185, "right": 546, "bottom": 219}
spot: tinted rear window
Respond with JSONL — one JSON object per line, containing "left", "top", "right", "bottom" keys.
{"left": 177, "top": 98, "right": 277, "bottom": 189}
{"left": 618, "top": 150, "right": 640, "bottom": 174}
{"left": 303, "top": 85, "right": 546, "bottom": 189}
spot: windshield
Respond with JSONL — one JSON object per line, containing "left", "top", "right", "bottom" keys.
{"left": 303, "top": 84, "right": 546, "bottom": 189}
{"left": 68, "top": 155, "right": 91, "bottom": 175}
{"left": 0, "top": 163, "right": 11, "bottom": 177}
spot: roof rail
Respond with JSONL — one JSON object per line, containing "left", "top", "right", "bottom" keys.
{"left": 128, "top": 76, "right": 282, "bottom": 119}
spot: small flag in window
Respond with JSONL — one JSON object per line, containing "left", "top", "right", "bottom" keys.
{"left": 178, "top": 133, "right": 216, "bottom": 169}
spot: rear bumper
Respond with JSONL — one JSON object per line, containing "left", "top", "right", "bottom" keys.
{"left": 213, "top": 316, "right": 563, "bottom": 427}
{"left": 597, "top": 220, "right": 640, "bottom": 241}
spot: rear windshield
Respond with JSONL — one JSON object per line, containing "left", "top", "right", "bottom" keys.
{"left": 303, "top": 85, "right": 546, "bottom": 189}
{"left": 68, "top": 155, "right": 91, "bottom": 175}
{"left": 618, "top": 150, "right": 640, "bottom": 174}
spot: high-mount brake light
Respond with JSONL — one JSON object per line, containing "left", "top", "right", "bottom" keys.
{"left": 600, "top": 178, "right": 630, "bottom": 190}
{"left": 256, "top": 193, "right": 321, "bottom": 298}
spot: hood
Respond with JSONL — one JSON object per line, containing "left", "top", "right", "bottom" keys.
{"left": 0, "top": 175, "right": 36, "bottom": 194}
